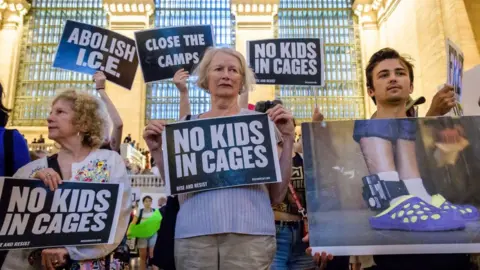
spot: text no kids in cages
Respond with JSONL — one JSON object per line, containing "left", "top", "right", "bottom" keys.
{"left": 53, "top": 20, "right": 139, "bottom": 90}
{"left": 0, "top": 178, "right": 122, "bottom": 250}
{"left": 135, "top": 25, "right": 214, "bottom": 82}
{"left": 163, "top": 114, "right": 282, "bottom": 195}
{"left": 247, "top": 38, "right": 325, "bottom": 86}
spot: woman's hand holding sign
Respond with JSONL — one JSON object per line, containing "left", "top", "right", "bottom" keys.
{"left": 144, "top": 120, "right": 167, "bottom": 182}
{"left": 173, "top": 68, "right": 189, "bottom": 93}
{"left": 173, "top": 68, "right": 192, "bottom": 118}
{"left": 266, "top": 104, "right": 295, "bottom": 140}
{"left": 34, "top": 168, "right": 63, "bottom": 191}
{"left": 143, "top": 120, "right": 167, "bottom": 153}
{"left": 93, "top": 71, "right": 106, "bottom": 89}
{"left": 41, "top": 248, "right": 68, "bottom": 269}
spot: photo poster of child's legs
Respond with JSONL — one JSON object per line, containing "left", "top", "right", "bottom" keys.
{"left": 302, "top": 117, "right": 480, "bottom": 256}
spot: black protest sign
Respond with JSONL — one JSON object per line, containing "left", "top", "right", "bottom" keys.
{"left": 0, "top": 178, "right": 123, "bottom": 250}
{"left": 247, "top": 38, "right": 325, "bottom": 86}
{"left": 53, "top": 20, "right": 139, "bottom": 90}
{"left": 134, "top": 25, "right": 214, "bottom": 83}
{"left": 162, "top": 114, "right": 281, "bottom": 195}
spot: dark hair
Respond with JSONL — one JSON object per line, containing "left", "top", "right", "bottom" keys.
{"left": 255, "top": 99, "right": 283, "bottom": 113}
{"left": 142, "top": 196, "right": 152, "bottom": 202}
{"left": 150, "top": 157, "right": 155, "bottom": 166}
{"left": 366, "top": 48, "right": 415, "bottom": 104}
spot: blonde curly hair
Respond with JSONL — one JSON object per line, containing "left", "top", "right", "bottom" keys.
{"left": 52, "top": 89, "right": 107, "bottom": 149}
{"left": 193, "top": 47, "right": 255, "bottom": 95}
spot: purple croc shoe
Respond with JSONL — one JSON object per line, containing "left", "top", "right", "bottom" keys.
{"left": 369, "top": 195, "right": 465, "bottom": 231}
{"left": 430, "top": 194, "right": 480, "bottom": 221}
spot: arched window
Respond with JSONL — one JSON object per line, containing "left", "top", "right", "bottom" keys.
{"left": 12, "top": 0, "right": 107, "bottom": 126}
{"left": 275, "top": 0, "right": 365, "bottom": 122}
{"left": 145, "top": 0, "right": 235, "bottom": 122}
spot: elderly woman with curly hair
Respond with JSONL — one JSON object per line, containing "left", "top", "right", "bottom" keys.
{"left": 2, "top": 89, "right": 131, "bottom": 270}
{"left": 144, "top": 47, "right": 295, "bottom": 270}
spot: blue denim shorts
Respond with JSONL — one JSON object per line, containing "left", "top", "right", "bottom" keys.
{"left": 353, "top": 119, "right": 417, "bottom": 143}
{"left": 270, "top": 221, "right": 316, "bottom": 270}
{"left": 137, "top": 233, "right": 158, "bottom": 248}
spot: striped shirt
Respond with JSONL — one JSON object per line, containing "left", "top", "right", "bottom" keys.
{"left": 175, "top": 109, "right": 278, "bottom": 239}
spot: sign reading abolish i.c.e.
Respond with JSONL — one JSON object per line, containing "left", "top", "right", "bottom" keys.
{"left": 53, "top": 20, "right": 139, "bottom": 90}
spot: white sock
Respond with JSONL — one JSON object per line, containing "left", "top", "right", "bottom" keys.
{"left": 378, "top": 171, "right": 400, "bottom": 182}
{"left": 403, "top": 178, "right": 432, "bottom": 202}
{"left": 377, "top": 171, "right": 404, "bottom": 205}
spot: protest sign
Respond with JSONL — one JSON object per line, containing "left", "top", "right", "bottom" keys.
{"left": 246, "top": 38, "right": 324, "bottom": 86}
{"left": 162, "top": 113, "right": 281, "bottom": 195}
{"left": 0, "top": 178, "right": 123, "bottom": 250}
{"left": 302, "top": 117, "right": 480, "bottom": 256}
{"left": 461, "top": 65, "right": 480, "bottom": 116}
{"left": 446, "top": 39, "right": 465, "bottom": 116}
{"left": 53, "top": 20, "right": 139, "bottom": 90}
{"left": 135, "top": 25, "right": 214, "bottom": 83}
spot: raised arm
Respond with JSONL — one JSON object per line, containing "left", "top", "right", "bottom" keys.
{"left": 173, "top": 69, "right": 192, "bottom": 119}
{"left": 267, "top": 104, "right": 295, "bottom": 205}
{"left": 94, "top": 71, "right": 123, "bottom": 152}
{"left": 143, "top": 120, "right": 167, "bottom": 182}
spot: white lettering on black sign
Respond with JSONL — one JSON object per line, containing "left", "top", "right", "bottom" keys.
{"left": 66, "top": 28, "right": 136, "bottom": 78}
{"left": 247, "top": 38, "right": 324, "bottom": 86}
{"left": 173, "top": 121, "right": 268, "bottom": 178}
{"left": 143, "top": 34, "right": 206, "bottom": 68}
{"left": 253, "top": 42, "right": 318, "bottom": 75}
{"left": 0, "top": 187, "right": 111, "bottom": 236}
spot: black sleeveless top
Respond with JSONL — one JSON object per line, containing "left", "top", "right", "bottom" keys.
{"left": 272, "top": 152, "right": 307, "bottom": 216}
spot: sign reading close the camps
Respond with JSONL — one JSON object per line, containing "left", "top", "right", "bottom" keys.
{"left": 135, "top": 25, "right": 214, "bottom": 83}
{"left": 247, "top": 38, "right": 325, "bottom": 86}
{"left": 162, "top": 114, "right": 282, "bottom": 195}
{"left": 52, "top": 20, "right": 139, "bottom": 90}
{"left": 0, "top": 178, "right": 123, "bottom": 250}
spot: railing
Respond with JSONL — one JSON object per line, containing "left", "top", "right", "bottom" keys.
{"left": 28, "top": 143, "right": 56, "bottom": 152}
{"left": 129, "top": 174, "right": 164, "bottom": 188}
{"left": 120, "top": 143, "right": 146, "bottom": 168}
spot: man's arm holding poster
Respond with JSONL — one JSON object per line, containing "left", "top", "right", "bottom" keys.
{"left": 267, "top": 105, "right": 295, "bottom": 205}
{"left": 64, "top": 153, "right": 132, "bottom": 261}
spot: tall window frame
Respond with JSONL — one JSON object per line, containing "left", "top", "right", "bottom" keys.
{"left": 12, "top": 0, "right": 107, "bottom": 126}
{"left": 275, "top": 0, "right": 365, "bottom": 122}
{"left": 145, "top": 0, "right": 235, "bottom": 122}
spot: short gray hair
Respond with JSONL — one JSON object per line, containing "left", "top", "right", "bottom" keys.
{"left": 193, "top": 47, "right": 255, "bottom": 95}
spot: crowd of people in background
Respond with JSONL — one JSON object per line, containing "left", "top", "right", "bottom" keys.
{"left": 30, "top": 134, "right": 46, "bottom": 144}
{"left": 0, "top": 44, "right": 476, "bottom": 270}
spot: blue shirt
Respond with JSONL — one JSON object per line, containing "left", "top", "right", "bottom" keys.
{"left": 0, "top": 127, "right": 30, "bottom": 176}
